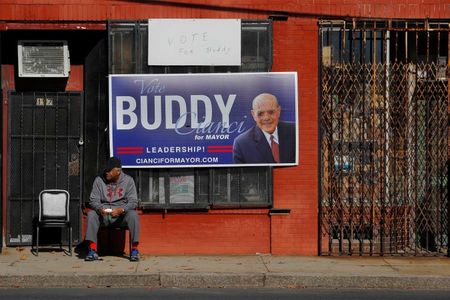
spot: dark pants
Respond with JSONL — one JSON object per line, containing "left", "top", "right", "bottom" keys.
{"left": 85, "top": 210, "right": 140, "bottom": 244}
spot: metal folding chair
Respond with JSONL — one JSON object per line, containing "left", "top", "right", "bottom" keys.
{"left": 34, "top": 189, "right": 72, "bottom": 255}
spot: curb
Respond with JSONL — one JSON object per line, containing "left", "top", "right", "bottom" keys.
{"left": 2, "top": 273, "right": 450, "bottom": 289}
{"left": 160, "top": 273, "right": 265, "bottom": 288}
{"left": 264, "top": 274, "right": 450, "bottom": 289}
{"left": 0, "top": 274, "right": 160, "bottom": 288}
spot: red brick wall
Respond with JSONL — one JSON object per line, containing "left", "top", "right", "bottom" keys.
{"left": 0, "top": 1, "right": 447, "bottom": 21}
{"left": 269, "top": 18, "right": 319, "bottom": 255}
{"left": 139, "top": 212, "right": 270, "bottom": 254}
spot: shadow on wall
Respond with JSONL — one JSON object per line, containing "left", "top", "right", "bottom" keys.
{"left": 14, "top": 77, "right": 69, "bottom": 92}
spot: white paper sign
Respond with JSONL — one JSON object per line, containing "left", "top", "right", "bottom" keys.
{"left": 148, "top": 19, "right": 241, "bottom": 66}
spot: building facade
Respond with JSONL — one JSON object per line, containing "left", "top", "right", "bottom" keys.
{"left": 0, "top": 0, "right": 448, "bottom": 256}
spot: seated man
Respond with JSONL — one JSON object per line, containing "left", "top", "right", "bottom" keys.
{"left": 84, "top": 157, "right": 140, "bottom": 262}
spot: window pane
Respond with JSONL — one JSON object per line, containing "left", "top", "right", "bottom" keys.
{"left": 241, "top": 22, "right": 271, "bottom": 72}
{"left": 212, "top": 168, "right": 239, "bottom": 204}
{"left": 196, "top": 168, "right": 210, "bottom": 203}
{"left": 169, "top": 170, "right": 195, "bottom": 204}
{"left": 138, "top": 23, "right": 149, "bottom": 74}
{"left": 137, "top": 169, "right": 163, "bottom": 204}
{"left": 110, "top": 26, "right": 136, "bottom": 74}
{"left": 211, "top": 167, "right": 271, "bottom": 206}
{"left": 239, "top": 167, "right": 270, "bottom": 204}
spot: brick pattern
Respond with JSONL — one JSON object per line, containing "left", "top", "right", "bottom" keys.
{"left": 0, "top": 1, "right": 447, "bottom": 20}
{"left": 139, "top": 214, "right": 270, "bottom": 254}
{"left": 269, "top": 18, "right": 319, "bottom": 255}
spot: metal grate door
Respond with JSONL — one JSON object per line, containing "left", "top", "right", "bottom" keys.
{"left": 319, "top": 20, "right": 449, "bottom": 256}
{"left": 7, "top": 91, "right": 83, "bottom": 246}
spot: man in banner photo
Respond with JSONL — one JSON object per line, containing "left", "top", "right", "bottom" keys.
{"left": 233, "top": 93, "right": 296, "bottom": 164}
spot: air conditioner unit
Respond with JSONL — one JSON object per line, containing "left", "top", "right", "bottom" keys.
{"left": 18, "top": 40, "right": 70, "bottom": 77}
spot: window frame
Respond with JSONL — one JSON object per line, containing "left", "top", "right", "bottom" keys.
{"left": 108, "top": 19, "right": 274, "bottom": 210}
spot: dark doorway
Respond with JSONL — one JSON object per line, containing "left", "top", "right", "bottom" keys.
{"left": 7, "top": 91, "right": 83, "bottom": 246}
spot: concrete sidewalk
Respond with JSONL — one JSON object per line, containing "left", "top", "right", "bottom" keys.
{"left": 1, "top": 247, "right": 450, "bottom": 289}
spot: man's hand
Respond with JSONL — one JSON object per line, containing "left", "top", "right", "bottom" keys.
{"left": 98, "top": 208, "right": 109, "bottom": 216}
{"left": 111, "top": 207, "right": 125, "bottom": 218}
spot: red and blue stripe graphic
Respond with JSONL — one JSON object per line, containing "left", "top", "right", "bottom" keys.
{"left": 116, "top": 146, "right": 144, "bottom": 154}
{"left": 207, "top": 145, "right": 233, "bottom": 153}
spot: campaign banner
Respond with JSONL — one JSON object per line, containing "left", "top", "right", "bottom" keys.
{"left": 109, "top": 72, "right": 298, "bottom": 168}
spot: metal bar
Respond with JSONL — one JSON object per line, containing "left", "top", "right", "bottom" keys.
{"left": 328, "top": 24, "right": 335, "bottom": 256}
{"left": 435, "top": 28, "right": 442, "bottom": 251}
{"left": 32, "top": 92, "right": 36, "bottom": 243}
{"left": 66, "top": 94, "right": 71, "bottom": 245}
{"left": 413, "top": 28, "right": 419, "bottom": 256}
{"left": 55, "top": 93, "right": 59, "bottom": 189}
{"left": 360, "top": 33, "right": 373, "bottom": 252}
{"left": 318, "top": 27, "right": 323, "bottom": 255}
{"left": 447, "top": 30, "right": 450, "bottom": 257}
{"left": 425, "top": 62, "right": 431, "bottom": 253}
{"left": 319, "top": 19, "right": 450, "bottom": 31}
{"left": 405, "top": 22, "right": 409, "bottom": 63}
{"left": 78, "top": 92, "right": 85, "bottom": 243}
{"left": 382, "top": 28, "right": 390, "bottom": 255}
{"left": 43, "top": 93, "right": 47, "bottom": 189}
{"left": 426, "top": 19, "right": 430, "bottom": 63}
{"left": 19, "top": 93, "right": 24, "bottom": 244}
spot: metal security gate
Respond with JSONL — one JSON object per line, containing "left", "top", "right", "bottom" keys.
{"left": 319, "top": 20, "right": 449, "bottom": 256}
{"left": 7, "top": 91, "right": 83, "bottom": 246}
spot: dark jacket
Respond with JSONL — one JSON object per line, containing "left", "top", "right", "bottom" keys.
{"left": 232, "top": 121, "right": 296, "bottom": 164}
